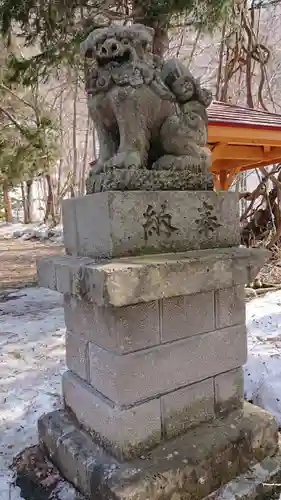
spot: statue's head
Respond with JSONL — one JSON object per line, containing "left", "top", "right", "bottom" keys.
{"left": 81, "top": 24, "right": 155, "bottom": 69}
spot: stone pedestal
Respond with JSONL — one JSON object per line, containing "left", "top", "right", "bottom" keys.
{"left": 62, "top": 191, "right": 240, "bottom": 258}
{"left": 37, "top": 191, "right": 279, "bottom": 499}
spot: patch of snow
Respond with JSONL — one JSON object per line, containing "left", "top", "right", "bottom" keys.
{"left": 244, "top": 289, "right": 281, "bottom": 425}
{"left": 0, "top": 222, "right": 63, "bottom": 244}
{"left": 0, "top": 223, "right": 30, "bottom": 240}
{"left": 0, "top": 287, "right": 65, "bottom": 500}
{"left": 50, "top": 482, "right": 84, "bottom": 500}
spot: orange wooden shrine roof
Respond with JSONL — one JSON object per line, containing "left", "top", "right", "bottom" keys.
{"left": 208, "top": 101, "right": 281, "bottom": 130}
{"left": 207, "top": 101, "right": 281, "bottom": 189}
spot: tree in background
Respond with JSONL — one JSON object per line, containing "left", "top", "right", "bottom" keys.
{"left": 0, "top": 0, "right": 234, "bottom": 222}
{"left": 215, "top": 0, "right": 273, "bottom": 108}
{"left": 212, "top": 0, "right": 281, "bottom": 249}
{"left": 0, "top": 0, "right": 232, "bottom": 84}
{"left": 0, "top": 46, "right": 59, "bottom": 222}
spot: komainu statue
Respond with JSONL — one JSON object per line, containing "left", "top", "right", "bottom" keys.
{"left": 82, "top": 24, "right": 213, "bottom": 192}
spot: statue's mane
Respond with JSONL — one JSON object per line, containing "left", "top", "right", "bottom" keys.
{"left": 84, "top": 33, "right": 175, "bottom": 101}
{"left": 81, "top": 24, "right": 155, "bottom": 57}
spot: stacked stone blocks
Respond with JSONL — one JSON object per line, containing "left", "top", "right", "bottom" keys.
{"left": 38, "top": 190, "right": 248, "bottom": 460}
{"left": 62, "top": 283, "right": 245, "bottom": 460}
{"left": 37, "top": 191, "right": 277, "bottom": 499}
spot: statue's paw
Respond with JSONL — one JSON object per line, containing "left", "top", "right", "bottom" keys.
{"left": 105, "top": 151, "right": 143, "bottom": 170}
{"left": 152, "top": 152, "right": 210, "bottom": 171}
{"left": 152, "top": 155, "right": 185, "bottom": 171}
{"left": 93, "top": 161, "right": 106, "bottom": 174}
{"left": 200, "top": 88, "right": 212, "bottom": 107}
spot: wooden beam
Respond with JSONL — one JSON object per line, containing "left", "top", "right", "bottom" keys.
{"left": 212, "top": 160, "right": 250, "bottom": 172}
{"left": 211, "top": 143, "right": 228, "bottom": 161}
{"left": 213, "top": 174, "right": 221, "bottom": 191}
{"left": 212, "top": 156, "right": 281, "bottom": 173}
{"left": 214, "top": 168, "right": 241, "bottom": 191}
{"left": 224, "top": 170, "right": 238, "bottom": 189}
{"left": 211, "top": 144, "right": 281, "bottom": 162}
{"left": 208, "top": 124, "right": 281, "bottom": 147}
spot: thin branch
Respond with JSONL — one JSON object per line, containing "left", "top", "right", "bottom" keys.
{"left": 0, "top": 105, "right": 28, "bottom": 137}
{"left": 0, "top": 83, "right": 36, "bottom": 111}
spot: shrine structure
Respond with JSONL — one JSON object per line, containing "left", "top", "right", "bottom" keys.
{"left": 208, "top": 101, "right": 281, "bottom": 190}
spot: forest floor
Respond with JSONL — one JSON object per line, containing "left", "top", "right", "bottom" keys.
{"left": 0, "top": 239, "right": 64, "bottom": 291}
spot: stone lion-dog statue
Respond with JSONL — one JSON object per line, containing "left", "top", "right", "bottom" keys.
{"left": 81, "top": 24, "right": 213, "bottom": 192}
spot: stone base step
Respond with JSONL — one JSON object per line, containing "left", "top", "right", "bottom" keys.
{"left": 38, "top": 402, "right": 278, "bottom": 499}
{"left": 37, "top": 247, "right": 269, "bottom": 307}
{"left": 205, "top": 448, "right": 281, "bottom": 500}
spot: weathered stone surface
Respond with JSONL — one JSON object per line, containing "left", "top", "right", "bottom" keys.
{"left": 215, "top": 285, "right": 245, "bottom": 329}
{"left": 62, "top": 194, "right": 111, "bottom": 259}
{"left": 161, "top": 378, "right": 215, "bottom": 438}
{"left": 37, "top": 255, "right": 93, "bottom": 294}
{"left": 62, "top": 191, "right": 239, "bottom": 258}
{"left": 245, "top": 286, "right": 257, "bottom": 300}
{"left": 88, "top": 324, "right": 247, "bottom": 405}
{"left": 214, "top": 367, "right": 244, "bottom": 416}
{"left": 38, "top": 409, "right": 119, "bottom": 498}
{"left": 55, "top": 256, "right": 94, "bottom": 295}
{"left": 64, "top": 294, "right": 160, "bottom": 353}
{"left": 87, "top": 167, "right": 214, "bottom": 193}
{"left": 37, "top": 257, "right": 57, "bottom": 290}
{"left": 62, "top": 370, "right": 162, "bottom": 460}
{"left": 206, "top": 451, "right": 281, "bottom": 500}
{"left": 61, "top": 198, "right": 78, "bottom": 256}
{"left": 161, "top": 291, "right": 215, "bottom": 342}
{"left": 37, "top": 247, "right": 269, "bottom": 307}
{"left": 65, "top": 331, "right": 89, "bottom": 381}
{"left": 82, "top": 24, "right": 212, "bottom": 191}
{"left": 38, "top": 403, "right": 278, "bottom": 499}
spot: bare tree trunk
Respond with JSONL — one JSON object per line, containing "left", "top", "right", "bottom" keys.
{"left": 3, "top": 183, "right": 13, "bottom": 223}
{"left": 246, "top": 41, "right": 254, "bottom": 108}
{"left": 20, "top": 182, "right": 28, "bottom": 224}
{"left": 150, "top": 24, "right": 169, "bottom": 57}
{"left": 245, "top": 3, "right": 255, "bottom": 108}
{"left": 220, "top": 43, "right": 231, "bottom": 102}
{"left": 69, "top": 184, "right": 75, "bottom": 198}
{"left": 26, "top": 180, "right": 33, "bottom": 223}
{"left": 56, "top": 90, "right": 64, "bottom": 214}
{"left": 216, "top": 21, "right": 226, "bottom": 100}
{"left": 44, "top": 174, "right": 56, "bottom": 225}
{"left": 72, "top": 70, "right": 79, "bottom": 195}
{"left": 132, "top": 2, "right": 169, "bottom": 56}
{"left": 80, "top": 114, "right": 90, "bottom": 195}
{"left": 240, "top": 172, "right": 247, "bottom": 214}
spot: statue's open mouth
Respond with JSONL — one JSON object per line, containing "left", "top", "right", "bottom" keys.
{"left": 97, "top": 49, "right": 131, "bottom": 68}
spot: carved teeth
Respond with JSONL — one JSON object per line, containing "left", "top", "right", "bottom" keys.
{"left": 96, "top": 49, "right": 131, "bottom": 68}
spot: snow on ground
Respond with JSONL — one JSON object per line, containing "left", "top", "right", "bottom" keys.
{"left": 0, "top": 222, "right": 63, "bottom": 244}
{"left": 0, "top": 288, "right": 65, "bottom": 500}
{"left": 1, "top": 285, "right": 281, "bottom": 498}
{"left": 244, "top": 289, "right": 281, "bottom": 425}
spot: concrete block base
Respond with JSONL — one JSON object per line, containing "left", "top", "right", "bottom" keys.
{"left": 38, "top": 402, "right": 278, "bottom": 500}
